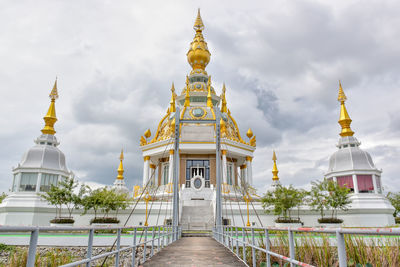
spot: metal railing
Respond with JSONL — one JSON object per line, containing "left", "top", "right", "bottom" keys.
{"left": 213, "top": 225, "right": 400, "bottom": 267}
{"left": 0, "top": 225, "right": 181, "bottom": 267}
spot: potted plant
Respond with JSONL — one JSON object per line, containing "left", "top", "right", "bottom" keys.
{"left": 386, "top": 192, "right": 400, "bottom": 224}
{"left": 262, "top": 184, "right": 304, "bottom": 227}
{"left": 309, "top": 179, "right": 351, "bottom": 227}
{"left": 41, "top": 177, "right": 86, "bottom": 226}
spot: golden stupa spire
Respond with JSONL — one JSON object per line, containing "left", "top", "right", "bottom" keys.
{"left": 272, "top": 150, "right": 279, "bottom": 181}
{"left": 117, "top": 149, "right": 124, "bottom": 180}
{"left": 170, "top": 82, "right": 176, "bottom": 113}
{"left": 41, "top": 78, "right": 59, "bottom": 135}
{"left": 220, "top": 83, "right": 228, "bottom": 113}
{"left": 187, "top": 9, "right": 211, "bottom": 71}
{"left": 207, "top": 76, "right": 213, "bottom": 108}
{"left": 337, "top": 81, "right": 354, "bottom": 137}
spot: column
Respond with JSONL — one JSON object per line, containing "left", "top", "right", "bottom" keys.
{"left": 333, "top": 176, "right": 337, "bottom": 183}
{"left": 143, "top": 156, "right": 150, "bottom": 186}
{"left": 168, "top": 150, "right": 174, "bottom": 184}
{"left": 222, "top": 150, "right": 228, "bottom": 185}
{"left": 240, "top": 164, "right": 247, "bottom": 185}
{"left": 36, "top": 173, "right": 42, "bottom": 193}
{"left": 150, "top": 164, "right": 156, "bottom": 186}
{"left": 246, "top": 156, "right": 253, "bottom": 186}
{"left": 352, "top": 174, "right": 359, "bottom": 193}
{"left": 372, "top": 174, "right": 378, "bottom": 194}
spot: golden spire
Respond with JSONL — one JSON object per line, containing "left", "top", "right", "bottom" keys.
{"left": 184, "top": 77, "right": 190, "bottom": 107}
{"left": 221, "top": 83, "right": 227, "bottom": 113}
{"left": 337, "top": 81, "right": 354, "bottom": 137}
{"left": 41, "top": 78, "right": 59, "bottom": 135}
{"left": 117, "top": 149, "right": 124, "bottom": 180}
{"left": 187, "top": 9, "right": 211, "bottom": 71}
{"left": 272, "top": 150, "right": 279, "bottom": 181}
{"left": 170, "top": 82, "right": 176, "bottom": 113}
{"left": 207, "top": 76, "right": 213, "bottom": 108}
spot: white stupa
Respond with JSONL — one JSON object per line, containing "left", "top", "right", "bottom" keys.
{"left": 0, "top": 79, "right": 74, "bottom": 225}
{"left": 324, "top": 82, "right": 394, "bottom": 226}
{"left": 112, "top": 150, "right": 129, "bottom": 194}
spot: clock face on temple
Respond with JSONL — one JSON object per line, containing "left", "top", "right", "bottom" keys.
{"left": 190, "top": 107, "right": 206, "bottom": 119}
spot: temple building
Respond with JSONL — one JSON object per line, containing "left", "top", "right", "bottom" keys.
{"left": 0, "top": 80, "right": 75, "bottom": 225}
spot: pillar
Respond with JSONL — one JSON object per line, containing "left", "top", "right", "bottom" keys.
{"left": 150, "top": 164, "right": 156, "bottom": 186}
{"left": 372, "top": 174, "right": 378, "bottom": 194}
{"left": 352, "top": 174, "right": 359, "bottom": 193}
{"left": 246, "top": 156, "right": 253, "bottom": 186}
{"left": 36, "top": 173, "right": 42, "bottom": 193}
{"left": 168, "top": 150, "right": 174, "bottom": 184}
{"left": 143, "top": 156, "right": 150, "bottom": 186}
{"left": 222, "top": 150, "right": 228, "bottom": 184}
{"left": 240, "top": 164, "right": 247, "bottom": 185}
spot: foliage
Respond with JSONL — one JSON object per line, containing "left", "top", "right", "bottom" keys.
{"left": 396, "top": 217, "right": 400, "bottom": 224}
{"left": 0, "top": 193, "right": 7, "bottom": 204}
{"left": 0, "top": 243, "right": 14, "bottom": 252}
{"left": 386, "top": 192, "right": 400, "bottom": 217}
{"left": 90, "top": 217, "right": 120, "bottom": 224}
{"left": 261, "top": 184, "right": 304, "bottom": 221}
{"left": 82, "top": 187, "right": 129, "bottom": 221}
{"left": 50, "top": 218, "right": 75, "bottom": 224}
{"left": 308, "top": 179, "right": 351, "bottom": 221}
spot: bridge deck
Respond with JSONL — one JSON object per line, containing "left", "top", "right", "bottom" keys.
{"left": 141, "top": 237, "right": 246, "bottom": 267}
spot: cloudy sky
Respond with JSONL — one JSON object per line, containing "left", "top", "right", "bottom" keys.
{"left": 0, "top": 0, "right": 399, "bottom": 194}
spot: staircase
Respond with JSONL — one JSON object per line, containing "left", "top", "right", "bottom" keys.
{"left": 180, "top": 200, "right": 214, "bottom": 231}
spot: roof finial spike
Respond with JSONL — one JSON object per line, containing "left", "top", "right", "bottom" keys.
{"left": 184, "top": 76, "right": 190, "bottom": 107}
{"left": 117, "top": 149, "right": 124, "bottom": 180}
{"left": 272, "top": 150, "right": 279, "bottom": 181}
{"left": 221, "top": 83, "right": 227, "bottom": 113}
{"left": 337, "top": 81, "right": 354, "bottom": 137}
{"left": 170, "top": 82, "right": 176, "bottom": 113}
{"left": 207, "top": 76, "right": 213, "bottom": 108}
{"left": 41, "top": 78, "right": 59, "bottom": 135}
{"left": 194, "top": 8, "right": 204, "bottom": 31}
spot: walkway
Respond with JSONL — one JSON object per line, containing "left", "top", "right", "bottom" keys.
{"left": 142, "top": 236, "right": 246, "bottom": 267}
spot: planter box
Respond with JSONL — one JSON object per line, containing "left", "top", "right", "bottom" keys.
{"left": 91, "top": 223, "right": 119, "bottom": 227}
{"left": 50, "top": 223, "right": 74, "bottom": 227}
{"left": 318, "top": 223, "right": 342, "bottom": 228}
{"left": 275, "top": 222, "right": 303, "bottom": 228}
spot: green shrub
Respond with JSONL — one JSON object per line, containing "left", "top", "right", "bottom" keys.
{"left": 318, "top": 218, "right": 343, "bottom": 223}
{"left": 90, "top": 217, "right": 120, "bottom": 224}
{"left": 50, "top": 217, "right": 75, "bottom": 224}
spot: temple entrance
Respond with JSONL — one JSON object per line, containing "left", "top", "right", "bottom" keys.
{"left": 185, "top": 160, "right": 210, "bottom": 188}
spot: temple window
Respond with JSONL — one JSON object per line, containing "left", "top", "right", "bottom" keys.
{"left": 336, "top": 175, "right": 354, "bottom": 192}
{"left": 19, "top": 173, "right": 38, "bottom": 192}
{"left": 162, "top": 163, "right": 169, "bottom": 185}
{"left": 357, "top": 175, "right": 374, "bottom": 193}
{"left": 11, "top": 174, "right": 17, "bottom": 192}
{"left": 40, "top": 173, "right": 58, "bottom": 192}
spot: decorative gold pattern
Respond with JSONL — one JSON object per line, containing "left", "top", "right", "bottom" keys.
{"left": 246, "top": 128, "right": 253, "bottom": 138}
{"left": 337, "top": 81, "right": 354, "bottom": 137}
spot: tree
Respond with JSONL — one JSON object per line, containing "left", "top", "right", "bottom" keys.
{"left": 0, "top": 193, "right": 7, "bottom": 204}
{"left": 262, "top": 184, "right": 304, "bottom": 223}
{"left": 308, "top": 179, "right": 351, "bottom": 223}
{"left": 386, "top": 192, "right": 400, "bottom": 218}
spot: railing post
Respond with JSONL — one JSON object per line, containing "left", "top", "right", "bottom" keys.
{"left": 235, "top": 227, "right": 239, "bottom": 257}
{"left": 251, "top": 228, "right": 256, "bottom": 267}
{"left": 288, "top": 228, "right": 295, "bottom": 267}
{"left": 27, "top": 228, "right": 39, "bottom": 267}
{"left": 230, "top": 227, "right": 233, "bottom": 251}
{"left": 242, "top": 228, "right": 246, "bottom": 264}
{"left": 115, "top": 228, "right": 121, "bottom": 267}
{"left": 265, "top": 229, "right": 271, "bottom": 267}
{"left": 158, "top": 226, "right": 161, "bottom": 252}
{"left": 143, "top": 227, "right": 148, "bottom": 263}
{"left": 151, "top": 227, "right": 155, "bottom": 257}
{"left": 86, "top": 228, "right": 94, "bottom": 267}
{"left": 336, "top": 229, "right": 347, "bottom": 267}
{"left": 131, "top": 228, "right": 137, "bottom": 267}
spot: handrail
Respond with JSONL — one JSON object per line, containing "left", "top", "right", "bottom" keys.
{"left": 213, "top": 225, "right": 400, "bottom": 267}
{"left": 0, "top": 224, "right": 182, "bottom": 267}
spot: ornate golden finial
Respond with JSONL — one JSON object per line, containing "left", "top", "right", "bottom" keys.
{"left": 41, "top": 78, "right": 58, "bottom": 135}
{"left": 221, "top": 83, "right": 228, "bottom": 113}
{"left": 117, "top": 149, "right": 124, "bottom": 180}
{"left": 170, "top": 82, "right": 176, "bottom": 113}
{"left": 184, "top": 78, "right": 191, "bottom": 107}
{"left": 246, "top": 128, "right": 253, "bottom": 138}
{"left": 220, "top": 118, "right": 226, "bottom": 136}
{"left": 187, "top": 9, "right": 211, "bottom": 71}
{"left": 144, "top": 129, "right": 151, "bottom": 139}
{"left": 207, "top": 76, "right": 213, "bottom": 108}
{"left": 272, "top": 150, "right": 279, "bottom": 181}
{"left": 337, "top": 81, "right": 354, "bottom": 137}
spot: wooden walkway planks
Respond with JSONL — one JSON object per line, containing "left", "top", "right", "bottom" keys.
{"left": 141, "top": 237, "right": 247, "bottom": 267}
